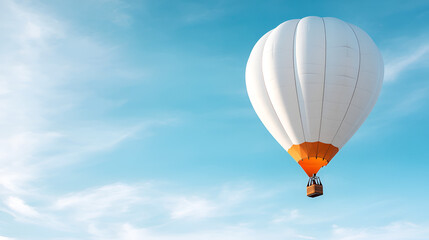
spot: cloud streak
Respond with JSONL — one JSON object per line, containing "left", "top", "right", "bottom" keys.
{"left": 331, "top": 221, "right": 429, "bottom": 240}
{"left": 0, "top": 0, "right": 173, "bottom": 196}
{"left": 384, "top": 44, "right": 429, "bottom": 82}
{"left": 19, "top": 181, "right": 317, "bottom": 240}
{"left": 0, "top": 0, "right": 175, "bottom": 230}
{"left": 54, "top": 183, "right": 143, "bottom": 221}
{"left": 4, "top": 197, "right": 40, "bottom": 218}
{"left": 0, "top": 237, "right": 16, "bottom": 240}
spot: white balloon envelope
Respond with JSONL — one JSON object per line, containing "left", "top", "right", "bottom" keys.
{"left": 245, "top": 16, "right": 384, "bottom": 189}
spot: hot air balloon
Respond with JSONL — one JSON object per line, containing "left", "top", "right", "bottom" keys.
{"left": 245, "top": 16, "right": 383, "bottom": 197}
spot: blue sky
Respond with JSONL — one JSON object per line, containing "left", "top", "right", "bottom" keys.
{"left": 0, "top": 0, "right": 428, "bottom": 239}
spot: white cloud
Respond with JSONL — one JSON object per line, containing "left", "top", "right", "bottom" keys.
{"left": 116, "top": 223, "right": 149, "bottom": 240}
{"left": 1, "top": 195, "right": 63, "bottom": 229}
{"left": 271, "top": 209, "right": 301, "bottom": 223}
{"left": 0, "top": 3, "right": 178, "bottom": 237}
{"left": 331, "top": 221, "right": 429, "bottom": 240}
{"left": 0, "top": 0, "right": 80, "bottom": 193}
{"left": 54, "top": 183, "right": 143, "bottom": 221}
{"left": 85, "top": 221, "right": 316, "bottom": 240}
{"left": 0, "top": 0, "right": 167, "bottom": 196}
{"left": 384, "top": 44, "right": 429, "bottom": 82}
{"left": 0, "top": 237, "right": 16, "bottom": 240}
{"left": 168, "top": 196, "right": 216, "bottom": 219}
{"left": 165, "top": 182, "right": 255, "bottom": 220}
{"left": 3, "top": 179, "right": 427, "bottom": 240}
{"left": 49, "top": 181, "right": 254, "bottom": 224}
{"left": 4, "top": 196, "right": 40, "bottom": 218}
{"left": 0, "top": 181, "right": 264, "bottom": 238}
{"left": 46, "top": 181, "right": 318, "bottom": 240}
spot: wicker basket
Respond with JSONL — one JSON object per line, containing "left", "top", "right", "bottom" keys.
{"left": 307, "top": 184, "right": 323, "bottom": 198}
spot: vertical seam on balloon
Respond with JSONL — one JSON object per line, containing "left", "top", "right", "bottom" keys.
{"left": 316, "top": 17, "right": 327, "bottom": 159}
{"left": 266, "top": 23, "right": 295, "bottom": 148}
{"left": 337, "top": 37, "right": 384, "bottom": 149}
{"left": 292, "top": 18, "right": 308, "bottom": 159}
{"left": 324, "top": 23, "right": 362, "bottom": 157}
{"left": 258, "top": 31, "right": 293, "bottom": 149}
{"left": 261, "top": 31, "right": 293, "bottom": 146}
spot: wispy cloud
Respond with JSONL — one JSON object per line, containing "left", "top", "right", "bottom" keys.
{"left": 4, "top": 196, "right": 41, "bottom": 218}
{"left": 384, "top": 44, "right": 429, "bottom": 82}
{"left": 0, "top": 0, "right": 172, "bottom": 196}
{"left": 164, "top": 183, "right": 253, "bottom": 220}
{"left": 331, "top": 221, "right": 429, "bottom": 240}
{"left": 168, "top": 196, "right": 217, "bottom": 219}
{"left": 2, "top": 178, "right": 427, "bottom": 240}
{"left": 84, "top": 221, "right": 318, "bottom": 240}
{"left": 91, "top": 223, "right": 254, "bottom": 240}
{"left": 54, "top": 183, "right": 143, "bottom": 221}
{"left": 0, "top": 3, "right": 178, "bottom": 233}
{"left": 48, "top": 181, "right": 254, "bottom": 224}
{"left": 1, "top": 195, "right": 64, "bottom": 230}
{"left": 0, "top": 180, "right": 289, "bottom": 239}
{"left": 271, "top": 209, "right": 301, "bottom": 223}
{"left": 0, "top": 237, "right": 16, "bottom": 240}
{"left": 0, "top": 0, "right": 69, "bottom": 194}
{"left": 0, "top": 2, "right": 180, "bottom": 237}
